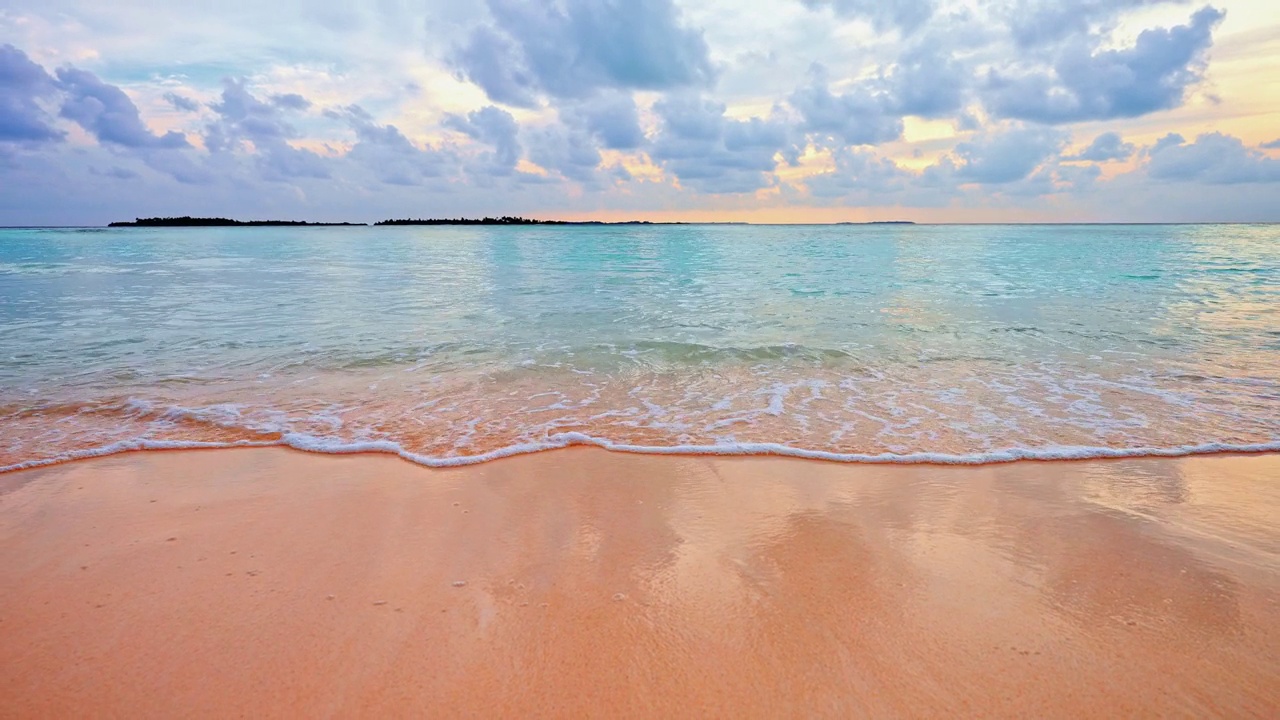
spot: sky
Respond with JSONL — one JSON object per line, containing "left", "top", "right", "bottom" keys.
{"left": 1, "top": 0, "right": 1279, "bottom": 225}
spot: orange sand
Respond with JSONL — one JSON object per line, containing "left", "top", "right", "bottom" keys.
{"left": 1, "top": 448, "right": 1277, "bottom": 718}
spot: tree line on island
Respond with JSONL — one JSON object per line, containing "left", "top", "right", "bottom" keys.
{"left": 375, "top": 217, "right": 655, "bottom": 225}
{"left": 108, "top": 216, "right": 658, "bottom": 227}
{"left": 107, "top": 217, "right": 366, "bottom": 227}
{"left": 108, "top": 216, "right": 912, "bottom": 227}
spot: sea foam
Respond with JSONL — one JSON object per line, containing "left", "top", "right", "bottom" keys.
{"left": 4, "top": 429, "right": 1280, "bottom": 475}
{"left": 2, "top": 223, "right": 1278, "bottom": 474}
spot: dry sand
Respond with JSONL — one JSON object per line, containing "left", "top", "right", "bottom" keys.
{"left": 1, "top": 448, "right": 1277, "bottom": 718}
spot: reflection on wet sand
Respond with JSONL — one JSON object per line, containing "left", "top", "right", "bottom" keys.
{"left": 0, "top": 449, "right": 1276, "bottom": 717}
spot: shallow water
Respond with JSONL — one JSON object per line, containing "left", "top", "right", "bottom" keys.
{"left": 2, "top": 223, "right": 1278, "bottom": 469}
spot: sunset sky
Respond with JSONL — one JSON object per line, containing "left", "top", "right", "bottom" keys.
{"left": 2, "top": 0, "right": 1278, "bottom": 225}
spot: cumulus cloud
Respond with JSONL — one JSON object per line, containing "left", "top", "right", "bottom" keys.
{"left": 1068, "top": 132, "right": 1135, "bottom": 162}
{"left": 207, "top": 78, "right": 294, "bottom": 147}
{"left": 139, "top": 151, "right": 215, "bottom": 185}
{"left": 206, "top": 78, "right": 329, "bottom": 180}
{"left": 444, "top": 105, "right": 522, "bottom": 175}
{"left": 0, "top": 44, "right": 65, "bottom": 144}
{"left": 650, "top": 95, "right": 794, "bottom": 194}
{"left": 560, "top": 92, "right": 645, "bottom": 150}
{"left": 487, "top": 93, "right": 635, "bottom": 185}
{"left": 525, "top": 123, "right": 602, "bottom": 183}
{"left": 787, "top": 39, "right": 971, "bottom": 137}
{"left": 450, "top": 0, "right": 713, "bottom": 107}
{"left": 799, "top": 0, "right": 935, "bottom": 34}
{"left": 1, "top": 0, "right": 1277, "bottom": 223}
{"left": 162, "top": 92, "right": 200, "bottom": 113}
{"left": 804, "top": 148, "right": 915, "bottom": 199}
{"left": 986, "top": 6, "right": 1224, "bottom": 123}
{"left": 1145, "top": 132, "right": 1280, "bottom": 184}
{"left": 885, "top": 42, "right": 968, "bottom": 119}
{"left": 789, "top": 67, "right": 902, "bottom": 147}
{"left": 1051, "top": 162, "right": 1103, "bottom": 192}
{"left": 1006, "top": 0, "right": 1182, "bottom": 47}
{"left": 327, "top": 105, "right": 455, "bottom": 186}
{"left": 32, "top": 60, "right": 211, "bottom": 184}
{"left": 807, "top": 133, "right": 1099, "bottom": 202}
{"left": 57, "top": 68, "right": 189, "bottom": 149}
{"left": 269, "top": 93, "right": 311, "bottom": 111}
{"left": 951, "top": 126, "right": 1065, "bottom": 184}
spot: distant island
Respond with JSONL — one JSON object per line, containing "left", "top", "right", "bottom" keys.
{"left": 375, "top": 217, "right": 657, "bottom": 226}
{"left": 108, "top": 217, "right": 367, "bottom": 227}
{"left": 107, "top": 216, "right": 912, "bottom": 228}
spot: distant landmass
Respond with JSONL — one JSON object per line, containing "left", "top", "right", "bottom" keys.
{"left": 108, "top": 216, "right": 911, "bottom": 228}
{"left": 375, "top": 217, "right": 658, "bottom": 226}
{"left": 108, "top": 217, "right": 368, "bottom": 227}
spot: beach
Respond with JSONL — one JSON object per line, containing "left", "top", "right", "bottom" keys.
{"left": 5, "top": 0, "right": 1280, "bottom": 713}
{"left": 3, "top": 448, "right": 1277, "bottom": 717}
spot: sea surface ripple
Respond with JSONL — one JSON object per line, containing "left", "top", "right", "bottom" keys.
{"left": 2, "top": 223, "right": 1278, "bottom": 471}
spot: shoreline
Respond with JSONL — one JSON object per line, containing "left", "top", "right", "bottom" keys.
{"left": 3, "top": 447, "right": 1277, "bottom": 716}
{"left": 5, "top": 435, "right": 1280, "bottom": 477}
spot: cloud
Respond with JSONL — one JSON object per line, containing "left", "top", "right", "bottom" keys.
{"left": 444, "top": 105, "right": 522, "bottom": 175}
{"left": 985, "top": 6, "right": 1224, "bottom": 123}
{"left": 39, "top": 60, "right": 210, "bottom": 184}
{"left": 798, "top": 0, "right": 935, "bottom": 34}
{"left": 1052, "top": 162, "right": 1103, "bottom": 191}
{"left": 1145, "top": 132, "right": 1280, "bottom": 184}
{"left": 207, "top": 78, "right": 294, "bottom": 145}
{"left": 1006, "top": 0, "right": 1181, "bottom": 47}
{"left": 56, "top": 67, "right": 189, "bottom": 149}
{"left": 789, "top": 66, "right": 902, "bottom": 147}
{"left": 251, "top": 143, "right": 330, "bottom": 180}
{"left": 806, "top": 133, "right": 1097, "bottom": 203}
{"left": 449, "top": 27, "right": 536, "bottom": 107}
{"left": 92, "top": 165, "right": 140, "bottom": 180}
{"left": 1152, "top": 133, "right": 1185, "bottom": 152}
{"left": 450, "top": 0, "right": 713, "bottom": 107}
{"left": 804, "top": 148, "right": 915, "bottom": 198}
{"left": 650, "top": 95, "right": 794, "bottom": 194}
{"left": 328, "top": 105, "right": 455, "bottom": 186}
{"left": 140, "top": 151, "right": 215, "bottom": 185}
{"left": 2, "top": 1, "right": 1279, "bottom": 224}
{"left": 885, "top": 42, "right": 968, "bottom": 119}
{"left": 951, "top": 126, "right": 1065, "bottom": 184}
{"left": 0, "top": 44, "right": 65, "bottom": 144}
{"left": 269, "top": 93, "right": 311, "bottom": 111}
{"left": 162, "top": 92, "right": 200, "bottom": 113}
{"left": 1068, "top": 132, "right": 1135, "bottom": 162}
{"left": 206, "top": 78, "right": 329, "bottom": 180}
{"left": 525, "top": 123, "right": 602, "bottom": 183}
{"left": 784, "top": 39, "right": 973, "bottom": 134}
{"left": 560, "top": 92, "right": 645, "bottom": 150}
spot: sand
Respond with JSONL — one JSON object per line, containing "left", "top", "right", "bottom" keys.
{"left": 1, "top": 448, "right": 1277, "bottom": 718}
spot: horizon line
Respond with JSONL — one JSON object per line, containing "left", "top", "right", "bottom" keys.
{"left": 4, "top": 221, "right": 1280, "bottom": 229}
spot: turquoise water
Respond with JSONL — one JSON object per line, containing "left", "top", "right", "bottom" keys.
{"left": 2, "top": 223, "right": 1278, "bottom": 470}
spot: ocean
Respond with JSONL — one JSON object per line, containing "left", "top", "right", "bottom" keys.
{"left": 2, "top": 223, "right": 1278, "bottom": 471}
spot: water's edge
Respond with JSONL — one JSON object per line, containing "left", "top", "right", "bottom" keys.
{"left": 6, "top": 432, "right": 1280, "bottom": 476}
{"left": 6, "top": 224, "right": 1278, "bottom": 475}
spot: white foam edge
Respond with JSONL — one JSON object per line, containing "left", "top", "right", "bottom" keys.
{"left": 3, "top": 432, "right": 1280, "bottom": 475}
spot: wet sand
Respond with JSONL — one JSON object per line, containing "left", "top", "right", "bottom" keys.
{"left": 1, "top": 448, "right": 1277, "bottom": 718}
